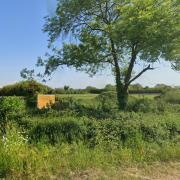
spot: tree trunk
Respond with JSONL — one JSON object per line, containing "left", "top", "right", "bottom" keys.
{"left": 118, "top": 86, "right": 129, "bottom": 110}
{"left": 115, "top": 69, "right": 129, "bottom": 110}
{"left": 110, "top": 38, "right": 129, "bottom": 110}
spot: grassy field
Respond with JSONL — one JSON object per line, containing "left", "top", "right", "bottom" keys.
{"left": 57, "top": 93, "right": 98, "bottom": 100}
{"left": 132, "top": 93, "right": 160, "bottom": 99}
{"left": 57, "top": 93, "right": 160, "bottom": 100}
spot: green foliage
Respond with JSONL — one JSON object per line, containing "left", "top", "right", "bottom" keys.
{"left": 25, "top": 95, "right": 37, "bottom": 108}
{"left": 0, "top": 96, "right": 26, "bottom": 123}
{"left": 20, "top": 112, "right": 180, "bottom": 147}
{"left": 28, "top": 117, "right": 90, "bottom": 144}
{"left": 0, "top": 125, "right": 27, "bottom": 177}
{"left": 127, "top": 97, "right": 166, "bottom": 113}
{"left": 52, "top": 93, "right": 178, "bottom": 118}
{"left": 55, "top": 87, "right": 88, "bottom": 94}
{"left": 1, "top": 139, "right": 179, "bottom": 179}
{"left": 0, "top": 89, "right": 179, "bottom": 178}
{"left": 54, "top": 97, "right": 79, "bottom": 111}
{"left": 30, "top": 0, "right": 179, "bottom": 109}
{"left": 0, "top": 125, "right": 50, "bottom": 179}
{"left": 0, "top": 108, "right": 180, "bottom": 178}
{"left": 161, "top": 89, "right": 180, "bottom": 104}
{"left": 43, "top": 0, "right": 179, "bottom": 69}
{"left": 85, "top": 86, "right": 104, "bottom": 94}
{"left": 0, "top": 80, "right": 53, "bottom": 96}
{"left": 96, "top": 91, "right": 118, "bottom": 112}
{"left": 53, "top": 96, "right": 117, "bottom": 119}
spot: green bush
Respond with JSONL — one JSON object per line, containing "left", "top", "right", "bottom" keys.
{"left": 0, "top": 113, "right": 180, "bottom": 179}
{"left": 52, "top": 96, "right": 116, "bottom": 119}
{"left": 53, "top": 97, "right": 78, "bottom": 111}
{"left": 0, "top": 80, "right": 53, "bottom": 96}
{"left": 28, "top": 117, "right": 95, "bottom": 145}
{"left": 0, "top": 125, "right": 26, "bottom": 177}
{"left": 127, "top": 97, "right": 166, "bottom": 113}
{"left": 0, "top": 124, "right": 49, "bottom": 179}
{"left": 161, "top": 89, "right": 180, "bottom": 104}
{"left": 96, "top": 91, "right": 118, "bottom": 112}
{"left": 85, "top": 86, "right": 104, "bottom": 94}
{"left": 25, "top": 95, "right": 37, "bottom": 108}
{"left": 22, "top": 112, "right": 180, "bottom": 147}
{"left": 0, "top": 96, "right": 26, "bottom": 123}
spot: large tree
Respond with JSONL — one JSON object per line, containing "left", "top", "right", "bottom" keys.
{"left": 29, "top": 0, "right": 179, "bottom": 110}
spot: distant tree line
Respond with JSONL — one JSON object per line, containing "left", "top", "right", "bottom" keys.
{"left": 0, "top": 81, "right": 179, "bottom": 97}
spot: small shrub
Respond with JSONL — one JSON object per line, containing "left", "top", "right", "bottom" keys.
{"left": 127, "top": 98, "right": 153, "bottom": 112}
{"left": 0, "top": 124, "right": 51, "bottom": 179}
{"left": 127, "top": 97, "right": 166, "bottom": 113}
{"left": 161, "top": 89, "right": 180, "bottom": 104}
{"left": 96, "top": 91, "right": 118, "bottom": 112}
{"left": 0, "top": 96, "right": 26, "bottom": 123}
{"left": 53, "top": 96, "right": 117, "bottom": 119}
{"left": 29, "top": 117, "right": 93, "bottom": 144}
{"left": 0, "top": 125, "right": 28, "bottom": 178}
{"left": 156, "top": 143, "right": 180, "bottom": 161}
{"left": 26, "top": 95, "right": 37, "bottom": 108}
{"left": 53, "top": 97, "right": 78, "bottom": 111}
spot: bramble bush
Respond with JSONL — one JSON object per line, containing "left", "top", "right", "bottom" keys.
{"left": 0, "top": 96, "right": 26, "bottom": 137}
{"left": 96, "top": 91, "right": 118, "bottom": 112}
{"left": 0, "top": 96, "right": 26, "bottom": 123}
{"left": 20, "top": 112, "right": 180, "bottom": 147}
{"left": 1, "top": 123, "right": 179, "bottom": 179}
{"left": 28, "top": 117, "right": 88, "bottom": 144}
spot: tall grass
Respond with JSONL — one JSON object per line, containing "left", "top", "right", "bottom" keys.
{"left": 0, "top": 91, "right": 179, "bottom": 179}
{"left": 0, "top": 124, "right": 179, "bottom": 179}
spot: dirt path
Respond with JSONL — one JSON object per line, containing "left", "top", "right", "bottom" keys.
{"left": 69, "top": 162, "right": 180, "bottom": 180}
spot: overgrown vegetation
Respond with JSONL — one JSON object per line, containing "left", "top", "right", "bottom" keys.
{"left": 0, "top": 124, "right": 179, "bottom": 179}
{"left": 0, "top": 86, "right": 179, "bottom": 179}
{"left": 0, "top": 80, "right": 53, "bottom": 96}
{"left": 0, "top": 0, "right": 179, "bottom": 178}
{"left": 160, "top": 89, "right": 180, "bottom": 104}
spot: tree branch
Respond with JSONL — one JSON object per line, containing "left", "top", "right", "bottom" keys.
{"left": 124, "top": 44, "right": 138, "bottom": 87}
{"left": 75, "top": 17, "right": 107, "bottom": 33}
{"left": 128, "top": 65, "right": 154, "bottom": 85}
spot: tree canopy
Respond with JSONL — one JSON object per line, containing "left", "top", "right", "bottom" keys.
{"left": 23, "top": 0, "right": 180, "bottom": 109}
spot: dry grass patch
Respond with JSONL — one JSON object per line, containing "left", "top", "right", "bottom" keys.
{"left": 65, "top": 162, "right": 180, "bottom": 180}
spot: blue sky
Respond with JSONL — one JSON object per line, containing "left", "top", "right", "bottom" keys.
{"left": 0, "top": 0, "right": 179, "bottom": 89}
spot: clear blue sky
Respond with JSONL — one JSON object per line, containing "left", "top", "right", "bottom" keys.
{"left": 0, "top": 0, "right": 179, "bottom": 89}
